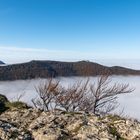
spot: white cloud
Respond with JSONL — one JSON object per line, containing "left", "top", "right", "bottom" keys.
{"left": 1, "top": 46, "right": 140, "bottom": 70}
{"left": 0, "top": 46, "right": 99, "bottom": 64}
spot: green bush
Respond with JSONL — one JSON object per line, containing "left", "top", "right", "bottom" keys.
{"left": 0, "top": 94, "right": 30, "bottom": 113}
{"left": 6, "top": 101, "right": 29, "bottom": 109}
{"left": 0, "top": 94, "right": 9, "bottom": 103}
{"left": 108, "top": 125, "right": 126, "bottom": 140}
{"left": 0, "top": 94, "right": 9, "bottom": 113}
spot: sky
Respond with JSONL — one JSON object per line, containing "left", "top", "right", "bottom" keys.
{"left": 0, "top": 0, "right": 140, "bottom": 67}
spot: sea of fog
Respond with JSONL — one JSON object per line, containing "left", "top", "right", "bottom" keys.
{"left": 0, "top": 76, "right": 140, "bottom": 120}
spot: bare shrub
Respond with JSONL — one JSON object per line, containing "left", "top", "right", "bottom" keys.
{"left": 32, "top": 78, "right": 60, "bottom": 111}
{"left": 15, "top": 93, "right": 25, "bottom": 102}
{"left": 55, "top": 79, "right": 89, "bottom": 112}
{"left": 87, "top": 75, "right": 134, "bottom": 115}
{"left": 33, "top": 75, "right": 134, "bottom": 115}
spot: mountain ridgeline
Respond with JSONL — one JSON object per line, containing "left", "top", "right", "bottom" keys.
{"left": 0, "top": 60, "right": 140, "bottom": 81}
{"left": 0, "top": 61, "right": 5, "bottom": 65}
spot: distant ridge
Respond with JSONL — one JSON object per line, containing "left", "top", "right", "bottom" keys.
{"left": 0, "top": 61, "right": 5, "bottom": 65}
{"left": 0, "top": 60, "right": 140, "bottom": 81}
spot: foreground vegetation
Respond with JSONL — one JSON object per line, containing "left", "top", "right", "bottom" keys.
{"left": 0, "top": 74, "right": 137, "bottom": 139}
{"left": 32, "top": 74, "right": 134, "bottom": 115}
{"left": 0, "top": 74, "right": 134, "bottom": 116}
{"left": 0, "top": 94, "right": 29, "bottom": 114}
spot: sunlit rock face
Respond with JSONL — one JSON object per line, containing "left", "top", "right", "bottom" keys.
{"left": 0, "top": 108, "right": 140, "bottom": 140}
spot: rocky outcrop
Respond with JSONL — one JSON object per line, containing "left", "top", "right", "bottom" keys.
{"left": 0, "top": 108, "right": 140, "bottom": 140}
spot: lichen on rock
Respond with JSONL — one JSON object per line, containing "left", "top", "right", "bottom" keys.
{"left": 0, "top": 108, "right": 139, "bottom": 140}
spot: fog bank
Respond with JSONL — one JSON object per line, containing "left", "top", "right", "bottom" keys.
{"left": 0, "top": 76, "right": 140, "bottom": 119}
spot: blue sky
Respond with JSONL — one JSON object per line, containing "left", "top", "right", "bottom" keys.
{"left": 0, "top": 0, "right": 140, "bottom": 65}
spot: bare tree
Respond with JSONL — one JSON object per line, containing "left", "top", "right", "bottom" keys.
{"left": 33, "top": 75, "right": 134, "bottom": 115}
{"left": 87, "top": 75, "right": 134, "bottom": 115}
{"left": 55, "top": 79, "right": 89, "bottom": 112}
{"left": 15, "top": 93, "right": 25, "bottom": 102}
{"left": 32, "top": 78, "right": 60, "bottom": 111}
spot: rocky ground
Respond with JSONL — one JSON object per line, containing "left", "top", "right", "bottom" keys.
{"left": 0, "top": 108, "right": 140, "bottom": 140}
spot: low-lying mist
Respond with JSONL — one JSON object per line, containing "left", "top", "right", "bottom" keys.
{"left": 0, "top": 76, "right": 140, "bottom": 119}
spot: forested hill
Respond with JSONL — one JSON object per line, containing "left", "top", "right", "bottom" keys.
{"left": 0, "top": 61, "right": 5, "bottom": 65}
{"left": 0, "top": 60, "right": 140, "bottom": 80}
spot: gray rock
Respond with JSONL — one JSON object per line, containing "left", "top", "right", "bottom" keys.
{"left": 0, "top": 109, "right": 140, "bottom": 140}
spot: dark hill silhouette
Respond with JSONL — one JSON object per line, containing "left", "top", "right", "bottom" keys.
{"left": 0, "top": 60, "right": 140, "bottom": 81}
{"left": 0, "top": 61, "right": 5, "bottom": 65}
